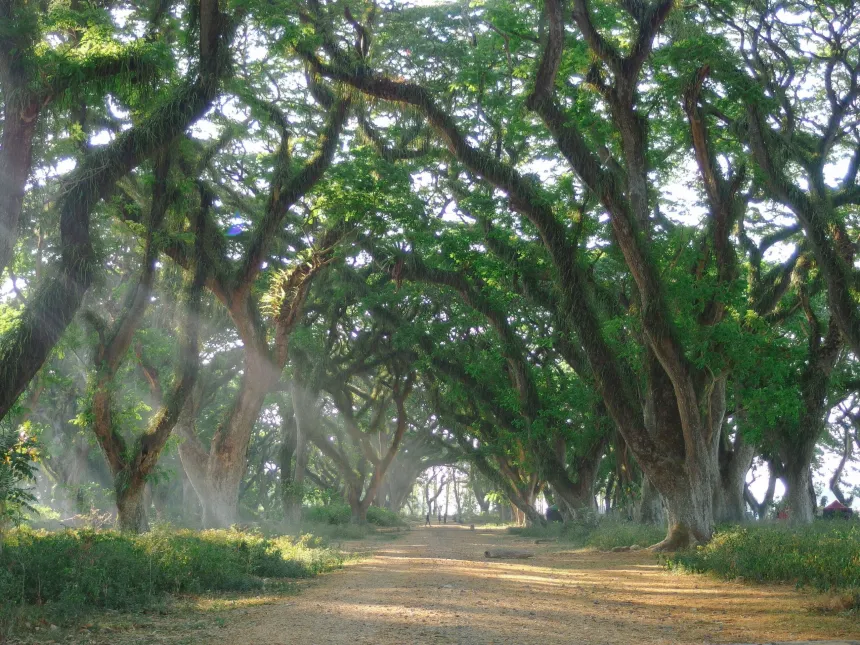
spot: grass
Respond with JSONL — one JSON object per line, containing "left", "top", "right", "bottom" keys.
{"left": 0, "top": 526, "right": 343, "bottom": 636}
{"left": 666, "top": 520, "right": 860, "bottom": 605}
{"left": 302, "top": 503, "right": 405, "bottom": 528}
{"left": 508, "top": 517, "right": 666, "bottom": 550}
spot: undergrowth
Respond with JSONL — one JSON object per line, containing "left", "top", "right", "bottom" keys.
{"left": 302, "top": 503, "right": 405, "bottom": 528}
{"left": 508, "top": 517, "right": 665, "bottom": 550}
{"left": 0, "top": 527, "right": 343, "bottom": 634}
{"left": 666, "top": 521, "right": 860, "bottom": 605}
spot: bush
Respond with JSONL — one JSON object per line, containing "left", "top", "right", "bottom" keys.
{"left": 366, "top": 506, "right": 405, "bottom": 527}
{"left": 302, "top": 503, "right": 405, "bottom": 528}
{"left": 585, "top": 520, "right": 666, "bottom": 550}
{"left": 666, "top": 521, "right": 860, "bottom": 601}
{"left": 303, "top": 504, "right": 352, "bottom": 525}
{"left": 0, "top": 526, "right": 343, "bottom": 628}
{"left": 509, "top": 516, "right": 665, "bottom": 549}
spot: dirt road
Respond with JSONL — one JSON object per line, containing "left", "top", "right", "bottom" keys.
{"left": 211, "top": 525, "right": 858, "bottom": 645}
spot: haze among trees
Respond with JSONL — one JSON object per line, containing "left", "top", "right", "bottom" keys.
{"left": 1, "top": 0, "right": 860, "bottom": 552}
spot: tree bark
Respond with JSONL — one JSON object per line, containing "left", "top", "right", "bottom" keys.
{"left": 713, "top": 431, "right": 755, "bottom": 523}
{"left": 116, "top": 479, "right": 149, "bottom": 533}
{"left": 830, "top": 425, "right": 854, "bottom": 506}
{"left": 783, "top": 463, "right": 815, "bottom": 524}
{"left": 635, "top": 477, "right": 665, "bottom": 525}
{"left": 0, "top": 101, "right": 38, "bottom": 280}
{"left": 659, "top": 474, "right": 715, "bottom": 550}
{"left": 278, "top": 399, "right": 298, "bottom": 520}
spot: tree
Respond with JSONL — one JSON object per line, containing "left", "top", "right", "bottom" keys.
{"left": 0, "top": 0, "right": 233, "bottom": 420}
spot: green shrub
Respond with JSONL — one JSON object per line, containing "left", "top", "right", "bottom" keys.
{"left": 0, "top": 527, "right": 343, "bottom": 627}
{"left": 302, "top": 503, "right": 404, "bottom": 527}
{"left": 300, "top": 520, "right": 372, "bottom": 541}
{"left": 366, "top": 506, "right": 405, "bottom": 527}
{"left": 667, "top": 521, "right": 860, "bottom": 600}
{"left": 509, "top": 516, "right": 665, "bottom": 549}
{"left": 585, "top": 520, "right": 666, "bottom": 550}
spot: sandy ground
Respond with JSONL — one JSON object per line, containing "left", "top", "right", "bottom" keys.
{"left": 203, "top": 525, "right": 859, "bottom": 645}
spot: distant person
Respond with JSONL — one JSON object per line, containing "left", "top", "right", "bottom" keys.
{"left": 425, "top": 512, "right": 431, "bottom": 526}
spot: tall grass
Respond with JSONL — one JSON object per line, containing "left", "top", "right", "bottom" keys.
{"left": 666, "top": 521, "right": 860, "bottom": 598}
{"left": 0, "top": 527, "right": 343, "bottom": 631}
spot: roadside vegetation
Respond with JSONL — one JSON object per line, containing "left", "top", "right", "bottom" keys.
{"left": 0, "top": 526, "right": 344, "bottom": 638}
{"left": 666, "top": 521, "right": 860, "bottom": 606}
{"left": 515, "top": 517, "right": 860, "bottom": 610}
{"left": 509, "top": 517, "right": 670, "bottom": 551}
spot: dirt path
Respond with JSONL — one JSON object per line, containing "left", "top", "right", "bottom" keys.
{"left": 208, "top": 525, "right": 858, "bottom": 645}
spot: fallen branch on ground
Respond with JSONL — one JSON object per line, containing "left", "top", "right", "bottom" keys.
{"left": 485, "top": 549, "right": 534, "bottom": 559}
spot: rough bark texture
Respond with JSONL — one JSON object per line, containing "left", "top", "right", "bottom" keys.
{"left": 713, "top": 431, "right": 755, "bottom": 523}
{"left": 0, "top": 102, "right": 38, "bottom": 280}
{"left": 116, "top": 481, "right": 149, "bottom": 533}
{"left": 784, "top": 463, "right": 815, "bottom": 524}
{"left": 635, "top": 477, "right": 665, "bottom": 525}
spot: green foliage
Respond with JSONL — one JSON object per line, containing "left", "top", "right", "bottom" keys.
{"left": 301, "top": 503, "right": 405, "bottom": 528}
{"left": 509, "top": 517, "right": 665, "bottom": 550}
{"left": 366, "top": 506, "right": 406, "bottom": 527}
{"left": 0, "top": 527, "right": 342, "bottom": 629}
{"left": 667, "top": 522, "right": 860, "bottom": 602}
{"left": 0, "top": 420, "right": 39, "bottom": 531}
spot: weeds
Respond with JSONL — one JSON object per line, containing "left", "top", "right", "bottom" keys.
{"left": 509, "top": 517, "right": 665, "bottom": 550}
{"left": 666, "top": 521, "right": 860, "bottom": 604}
{"left": 302, "top": 503, "right": 405, "bottom": 528}
{"left": 0, "top": 526, "right": 343, "bottom": 634}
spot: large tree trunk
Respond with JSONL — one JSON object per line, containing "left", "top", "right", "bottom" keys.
{"left": 179, "top": 355, "right": 276, "bottom": 528}
{"left": 713, "top": 473, "right": 747, "bottom": 524}
{"left": 830, "top": 425, "right": 854, "bottom": 506}
{"left": 348, "top": 484, "right": 367, "bottom": 524}
{"left": 470, "top": 470, "right": 491, "bottom": 513}
{"left": 659, "top": 474, "right": 715, "bottom": 550}
{"left": 0, "top": 103, "right": 38, "bottom": 280}
{"left": 783, "top": 462, "right": 815, "bottom": 524}
{"left": 278, "top": 403, "right": 297, "bottom": 520}
{"left": 635, "top": 477, "right": 665, "bottom": 525}
{"left": 543, "top": 434, "right": 603, "bottom": 518}
{"left": 116, "top": 481, "right": 149, "bottom": 533}
{"left": 285, "top": 382, "right": 317, "bottom": 523}
{"left": 713, "top": 431, "right": 755, "bottom": 523}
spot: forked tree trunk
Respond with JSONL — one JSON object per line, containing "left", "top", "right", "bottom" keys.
{"left": 179, "top": 356, "right": 276, "bottom": 528}
{"left": 116, "top": 481, "right": 149, "bottom": 533}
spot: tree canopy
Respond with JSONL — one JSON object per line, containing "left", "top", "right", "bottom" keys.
{"left": 1, "top": 0, "right": 859, "bottom": 544}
